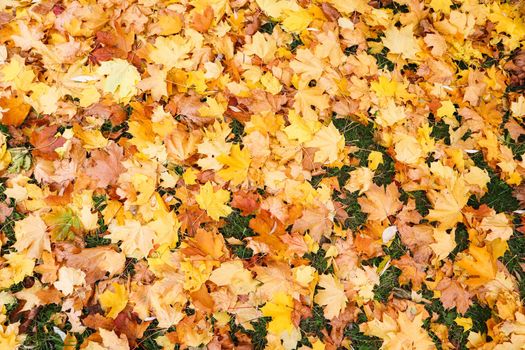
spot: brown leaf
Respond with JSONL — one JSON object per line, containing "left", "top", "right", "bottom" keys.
{"left": 83, "top": 313, "right": 114, "bottom": 330}
{"left": 436, "top": 277, "right": 472, "bottom": 314}
{"left": 0, "top": 202, "right": 13, "bottom": 223}
{"left": 321, "top": 3, "right": 341, "bottom": 21}
{"left": 85, "top": 143, "right": 126, "bottom": 188}
{"left": 231, "top": 190, "right": 259, "bottom": 215}
{"left": 113, "top": 308, "right": 150, "bottom": 347}
{"left": 29, "top": 125, "right": 66, "bottom": 160}
{"left": 65, "top": 246, "right": 125, "bottom": 284}
{"left": 392, "top": 254, "right": 427, "bottom": 291}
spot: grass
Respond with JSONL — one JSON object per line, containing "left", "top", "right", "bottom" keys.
{"left": 22, "top": 304, "right": 66, "bottom": 350}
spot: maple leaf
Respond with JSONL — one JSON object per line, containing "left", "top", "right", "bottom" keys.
{"left": 195, "top": 182, "right": 232, "bottom": 221}
{"left": 107, "top": 220, "right": 155, "bottom": 259}
{"left": 54, "top": 266, "right": 86, "bottom": 296}
{"left": 13, "top": 213, "right": 50, "bottom": 259}
{"left": 284, "top": 110, "right": 321, "bottom": 143}
{"left": 376, "top": 99, "right": 407, "bottom": 127}
{"left": 0, "top": 252, "right": 35, "bottom": 289}
{"left": 85, "top": 142, "right": 126, "bottom": 188}
{"left": 100, "top": 283, "right": 129, "bottom": 319}
{"left": 426, "top": 188, "right": 468, "bottom": 229}
{"left": 455, "top": 244, "right": 497, "bottom": 287}
{"left": 292, "top": 204, "right": 333, "bottom": 242}
{"left": 358, "top": 183, "right": 403, "bottom": 221}
{"left": 382, "top": 25, "right": 420, "bottom": 60}
{"left": 430, "top": 228, "right": 456, "bottom": 261}
{"left": 33, "top": 251, "right": 58, "bottom": 284}
{"left": 424, "top": 33, "right": 447, "bottom": 57}
{"left": 436, "top": 277, "right": 472, "bottom": 314}
{"left": 44, "top": 207, "right": 81, "bottom": 241}
{"left": 191, "top": 5, "right": 214, "bottom": 33}
{"left": 0, "top": 93, "right": 31, "bottom": 126}
{"left": 209, "top": 261, "right": 257, "bottom": 295}
{"left": 479, "top": 212, "right": 513, "bottom": 241}
{"left": 66, "top": 247, "right": 126, "bottom": 284}
{"left": 360, "top": 311, "right": 435, "bottom": 350}
{"left": 314, "top": 274, "right": 348, "bottom": 320}
{"left": 149, "top": 35, "right": 193, "bottom": 70}
{"left": 97, "top": 58, "right": 141, "bottom": 103}
{"left": 305, "top": 122, "right": 345, "bottom": 164}
{"left": 261, "top": 292, "right": 294, "bottom": 334}
{"left": 290, "top": 48, "right": 324, "bottom": 81}
{"left": 392, "top": 254, "right": 426, "bottom": 290}
{"left": 99, "top": 329, "right": 130, "bottom": 350}
{"left": 217, "top": 144, "right": 251, "bottom": 185}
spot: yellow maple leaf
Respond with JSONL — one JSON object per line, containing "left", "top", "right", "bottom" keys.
{"left": 358, "top": 183, "right": 403, "bottom": 222}
{"left": 376, "top": 99, "right": 406, "bottom": 127}
{"left": 149, "top": 35, "right": 193, "bottom": 70}
{"left": 305, "top": 122, "right": 345, "bottom": 164}
{"left": 107, "top": 220, "right": 155, "bottom": 259}
{"left": 436, "top": 100, "right": 458, "bottom": 126}
{"left": 361, "top": 311, "right": 435, "bottom": 350}
{"left": 0, "top": 253, "right": 35, "bottom": 289}
{"left": 394, "top": 134, "right": 423, "bottom": 164}
{"left": 157, "top": 15, "right": 182, "bottom": 35}
{"left": 195, "top": 182, "right": 232, "bottom": 220}
{"left": 97, "top": 59, "right": 141, "bottom": 103}
{"left": 217, "top": 144, "right": 251, "bottom": 185}
{"left": 13, "top": 213, "right": 50, "bottom": 259}
{"left": 290, "top": 49, "right": 324, "bottom": 82}
{"left": 243, "top": 32, "right": 277, "bottom": 63}
{"left": 455, "top": 244, "right": 497, "bottom": 287}
{"left": 100, "top": 282, "right": 129, "bottom": 319}
{"left": 430, "top": 228, "right": 456, "bottom": 261}
{"left": 426, "top": 186, "right": 468, "bottom": 229}
{"left": 260, "top": 72, "right": 283, "bottom": 95}
{"left": 455, "top": 317, "right": 473, "bottom": 331}
{"left": 368, "top": 151, "right": 384, "bottom": 170}
{"left": 72, "top": 124, "right": 108, "bottom": 150}
{"left": 479, "top": 212, "right": 513, "bottom": 242}
{"left": 209, "top": 261, "right": 257, "bottom": 295}
{"left": 282, "top": 9, "right": 313, "bottom": 33}
{"left": 261, "top": 292, "right": 294, "bottom": 334}
{"left": 0, "top": 324, "right": 22, "bottom": 349}
{"left": 430, "top": 0, "right": 452, "bottom": 14}
{"left": 255, "top": 0, "right": 300, "bottom": 19}
{"left": 284, "top": 110, "right": 321, "bottom": 143}
{"left": 382, "top": 25, "right": 420, "bottom": 60}
{"left": 53, "top": 266, "right": 86, "bottom": 296}
{"left": 314, "top": 274, "right": 348, "bottom": 320}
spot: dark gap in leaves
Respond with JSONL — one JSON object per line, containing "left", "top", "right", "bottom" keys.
{"left": 219, "top": 210, "right": 255, "bottom": 240}
{"left": 228, "top": 119, "right": 245, "bottom": 144}
{"left": 343, "top": 312, "right": 383, "bottom": 349}
{"left": 304, "top": 248, "right": 334, "bottom": 274}
{"left": 449, "top": 223, "right": 469, "bottom": 259}
{"left": 479, "top": 177, "right": 519, "bottom": 213}
{"left": 344, "top": 45, "right": 358, "bottom": 56}
{"left": 289, "top": 34, "right": 303, "bottom": 52}
{"left": 373, "top": 266, "right": 401, "bottom": 302}
{"left": 383, "top": 236, "right": 407, "bottom": 259}
{"left": 334, "top": 190, "right": 367, "bottom": 230}
{"left": 258, "top": 21, "right": 277, "bottom": 34}
{"left": 299, "top": 304, "right": 330, "bottom": 339}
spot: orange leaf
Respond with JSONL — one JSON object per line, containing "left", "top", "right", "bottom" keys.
{"left": 0, "top": 93, "right": 30, "bottom": 126}
{"left": 191, "top": 6, "right": 213, "bottom": 33}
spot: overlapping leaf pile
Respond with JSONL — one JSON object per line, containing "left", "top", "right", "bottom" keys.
{"left": 0, "top": 0, "right": 525, "bottom": 349}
